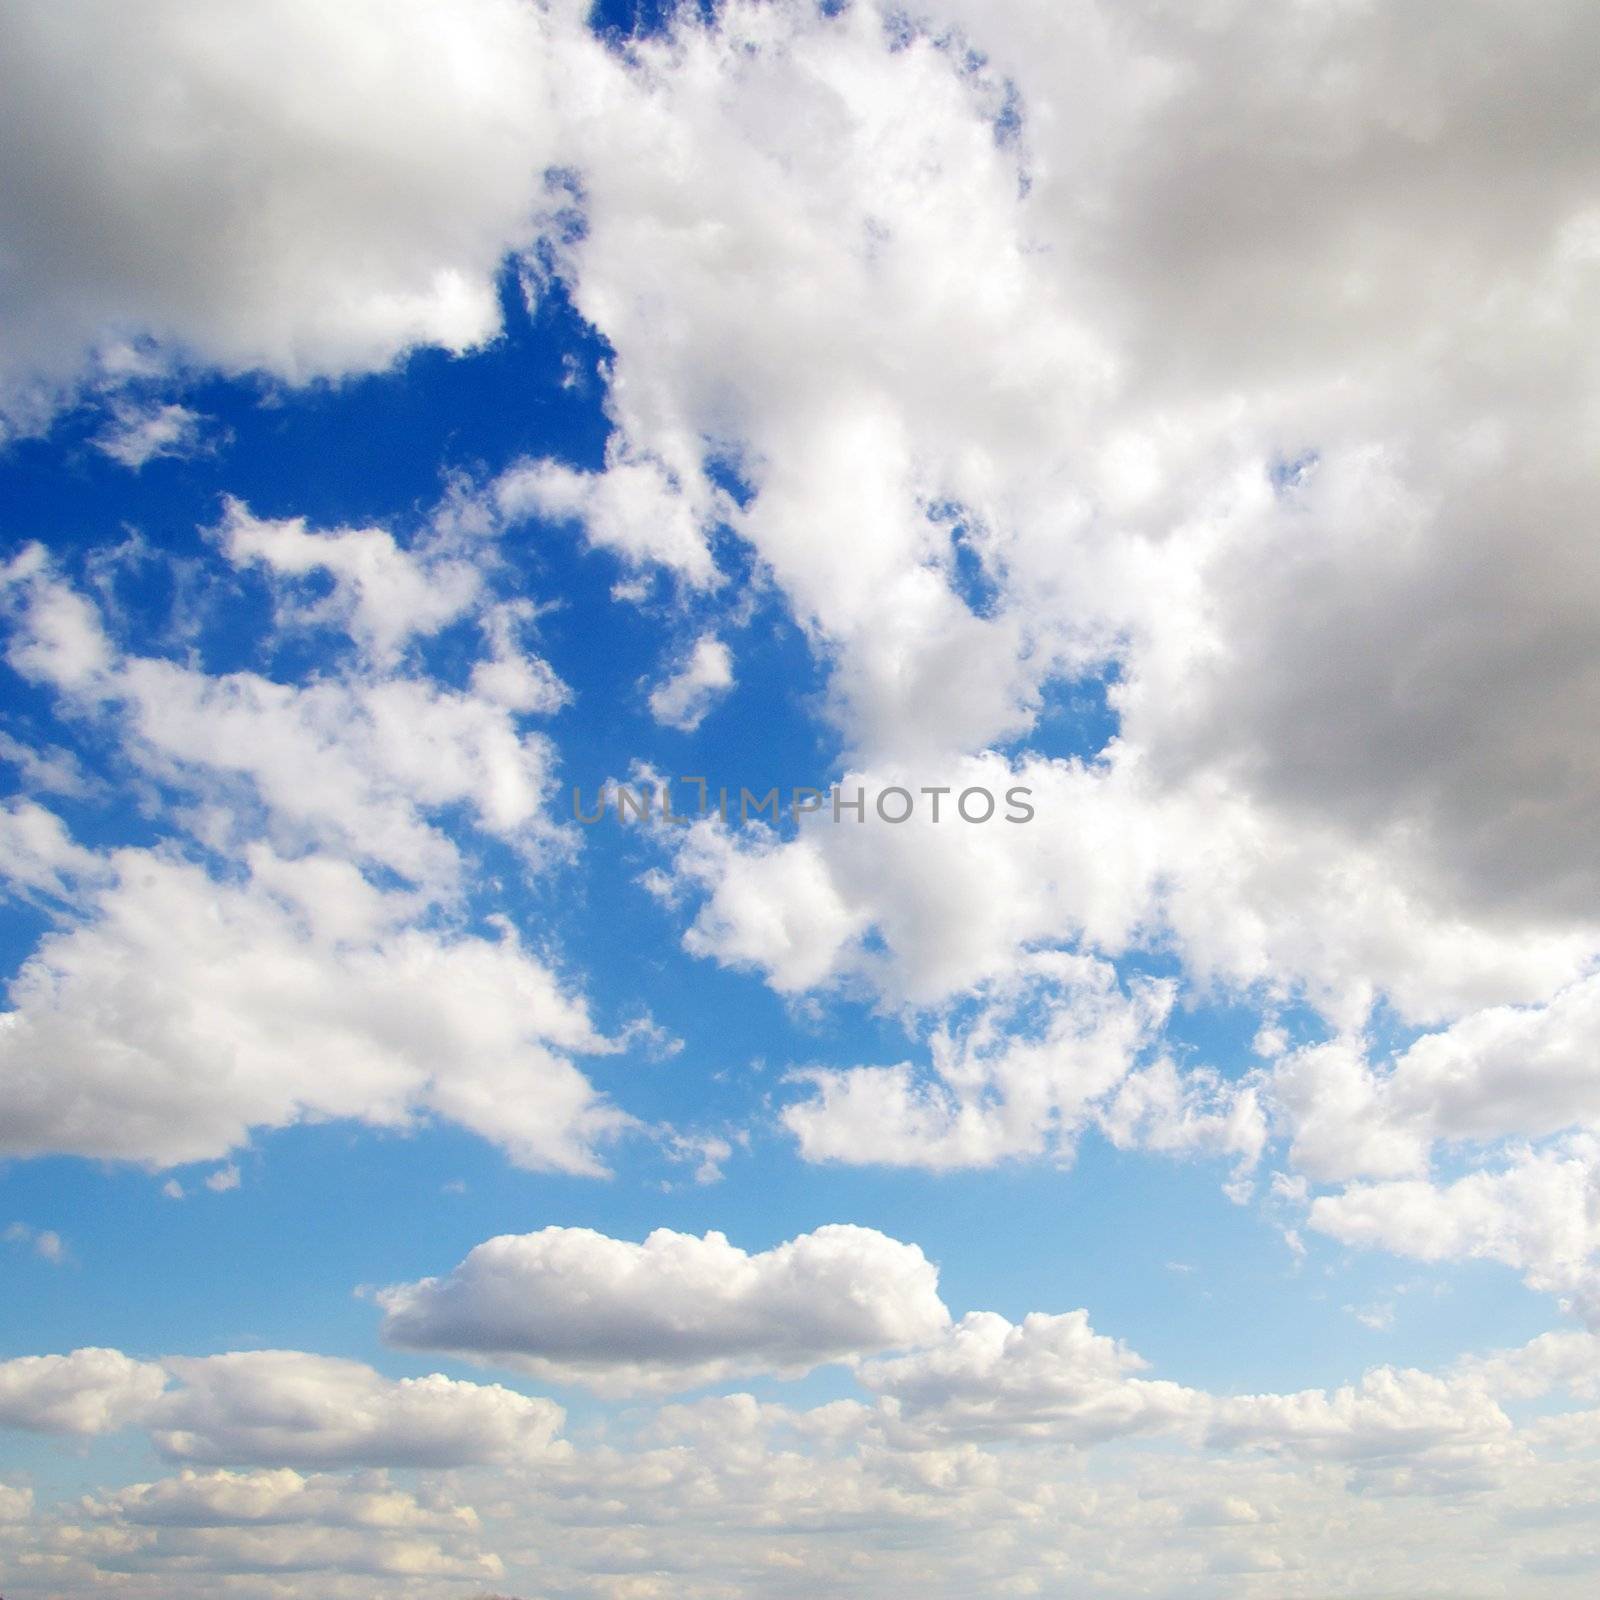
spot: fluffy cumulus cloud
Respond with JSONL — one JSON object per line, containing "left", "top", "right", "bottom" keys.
{"left": 9, "top": 1312, "right": 1600, "bottom": 1595}
{"left": 1276, "top": 976, "right": 1600, "bottom": 1187}
{"left": 515, "top": 4, "right": 1600, "bottom": 994}
{"left": 69, "top": 1468, "right": 501, "bottom": 1591}
{"left": 0, "top": 840, "right": 627, "bottom": 1170}
{"left": 0, "top": 1348, "right": 166, "bottom": 1435}
{"left": 549, "top": 0, "right": 1600, "bottom": 955}
{"left": 1266, "top": 999, "right": 1600, "bottom": 1320}
{"left": 859, "top": 1309, "right": 1203, "bottom": 1444}
{"left": 510, "top": 0, "right": 1600, "bottom": 1315}
{"left": 0, "top": 0, "right": 573, "bottom": 430}
{"left": 494, "top": 442, "right": 725, "bottom": 588}
{"left": 150, "top": 1352, "right": 566, "bottom": 1468}
{"left": 2, "top": 540, "right": 570, "bottom": 891}
{"left": 0, "top": 505, "right": 639, "bottom": 1173}
{"left": 217, "top": 500, "right": 485, "bottom": 670}
{"left": 1308, "top": 1137, "right": 1600, "bottom": 1318}
{"left": 7, "top": 0, "right": 1600, "bottom": 1034}
{"left": 784, "top": 954, "right": 1221, "bottom": 1171}
{"left": 857, "top": 1305, "right": 1519, "bottom": 1486}
{"left": 378, "top": 1224, "right": 952, "bottom": 1394}
{"left": 661, "top": 752, "right": 1595, "bottom": 1029}
{"left": 87, "top": 1465, "right": 482, "bottom": 1537}
{"left": 1205, "top": 1367, "right": 1514, "bottom": 1475}
{"left": 0, "top": 1345, "right": 566, "bottom": 1471}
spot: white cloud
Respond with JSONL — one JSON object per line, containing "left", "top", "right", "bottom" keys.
{"left": 860, "top": 1303, "right": 1519, "bottom": 1483}
{"left": 10, "top": 3, "right": 1600, "bottom": 1586}
{"left": 4, "top": 1221, "right": 66, "bottom": 1263}
{"left": 509, "top": 0, "right": 1600, "bottom": 1090}
{"left": 859, "top": 1310, "right": 1202, "bottom": 1445}
{"left": 8, "top": 1318, "right": 1600, "bottom": 1596}
{"left": 1346, "top": 1302, "right": 1396, "bottom": 1334}
{"left": 1271, "top": 1030, "right": 1600, "bottom": 1318}
{"left": 668, "top": 813, "right": 873, "bottom": 996}
{"left": 92, "top": 1465, "right": 480, "bottom": 1534}
{"left": 470, "top": 600, "right": 572, "bottom": 715}
{"left": 0, "top": 1344, "right": 566, "bottom": 1471}
{"left": 0, "top": 796, "right": 105, "bottom": 902}
{"left": 4, "top": 552, "right": 569, "bottom": 891}
{"left": 0, "top": 839, "right": 630, "bottom": 1171}
{"left": 0, "top": 1347, "right": 166, "bottom": 1435}
{"left": 1097, "top": 1057, "right": 1268, "bottom": 1175}
{"left": 1271, "top": 1038, "right": 1435, "bottom": 1184}
{"left": 1206, "top": 1367, "right": 1512, "bottom": 1469}
{"left": 493, "top": 442, "right": 722, "bottom": 588}
{"left": 1386, "top": 975, "right": 1600, "bottom": 1145}
{"left": 0, "top": 728, "right": 98, "bottom": 797}
{"left": 659, "top": 752, "right": 1591, "bottom": 1028}
{"left": 783, "top": 955, "right": 1181, "bottom": 1171}
{"left": 1455, "top": 1328, "right": 1600, "bottom": 1403}
{"left": 12, "top": 0, "right": 1600, "bottom": 1052}
{"left": 1270, "top": 975, "right": 1600, "bottom": 1189}
{"left": 1307, "top": 1137, "right": 1600, "bottom": 1316}
{"left": 0, "top": 0, "right": 569, "bottom": 430}
{"left": 663, "top": 1131, "right": 735, "bottom": 1186}
{"left": 0, "top": 521, "right": 635, "bottom": 1180}
{"left": 78, "top": 1467, "right": 500, "bottom": 1587}
{"left": 218, "top": 499, "right": 484, "bottom": 668}
{"left": 119, "top": 660, "right": 566, "bottom": 887}
{"left": 152, "top": 1351, "right": 565, "bottom": 1468}
{"left": 93, "top": 399, "right": 208, "bottom": 468}
{"left": 10, "top": 0, "right": 1600, "bottom": 1042}
{"left": 648, "top": 634, "right": 734, "bottom": 732}
{"left": 1, "top": 544, "right": 114, "bottom": 690}
{"left": 378, "top": 1223, "right": 951, "bottom": 1395}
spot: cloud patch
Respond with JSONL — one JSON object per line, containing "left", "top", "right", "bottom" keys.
{"left": 648, "top": 634, "right": 734, "bottom": 732}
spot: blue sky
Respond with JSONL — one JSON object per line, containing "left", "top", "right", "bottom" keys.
{"left": 5, "top": 2, "right": 1600, "bottom": 1596}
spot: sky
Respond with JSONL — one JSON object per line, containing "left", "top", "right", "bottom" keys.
{"left": 4, "top": 0, "right": 1600, "bottom": 1595}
